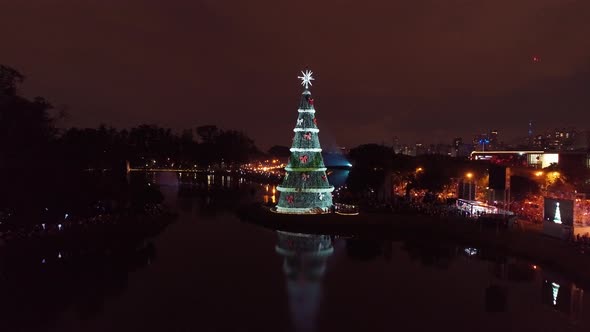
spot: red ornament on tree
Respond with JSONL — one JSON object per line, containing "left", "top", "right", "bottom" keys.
{"left": 309, "top": 98, "right": 314, "bottom": 105}
{"left": 304, "top": 132, "right": 312, "bottom": 140}
{"left": 321, "top": 175, "right": 327, "bottom": 181}
{"left": 299, "top": 155, "right": 309, "bottom": 164}
{"left": 313, "top": 117, "right": 317, "bottom": 126}
{"left": 287, "top": 195, "right": 294, "bottom": 204}
{"left": 301, "top": 173, "right": 310, "bottom": 181}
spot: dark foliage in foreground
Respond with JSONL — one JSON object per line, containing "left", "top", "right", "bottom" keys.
{"left": 0, "top": 65, "right": 262, "bottom": 173}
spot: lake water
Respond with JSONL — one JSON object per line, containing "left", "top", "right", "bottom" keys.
{"left": 2, "top": 172, "right": 590, "bottom": 331}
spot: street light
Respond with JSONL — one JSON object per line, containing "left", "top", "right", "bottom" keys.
{"left": 547, "top": 171, "right": 560, "bottom": 185}
{"left": 465, "top": 172, "right": 474, "bottom": 200}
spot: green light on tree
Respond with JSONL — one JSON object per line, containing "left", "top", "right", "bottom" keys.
{"left": 275, "top": 70, "right": 334, "bottom": 214}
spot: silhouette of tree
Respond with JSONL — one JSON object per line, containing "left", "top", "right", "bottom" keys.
{"left": 347, "top": 144, "right": 402, "bottom": 195}
{"left": 0, "top": 65, "right": 56, "bottom": 168}
{"left": 196, "top": 125, "right": 220, "bottom": 144}
{"left": 0, "top": 65, "right": 24, "bottom": 96}
{"left": 268, "top": 145, "right": 291, "bottom": 158}
{"left": 510, "top": 175, "right": 540, "bottom": 201}
{"left": 216, "top": 130, "right": 258, "bottom": 164}
{"left": 0, "top": 65, "right": 261, "bottom": 173}
{"left": 348, "top": 144, "right": 395, "bottom": 169}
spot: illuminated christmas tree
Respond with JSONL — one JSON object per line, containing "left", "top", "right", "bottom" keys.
{"left": 553, "top": 202, "right": 562, "bottom": 224}
{"left": 551, "top": 282, "right": 560, "bottom": 306}
{"left": 275, "top": 70, "right": 334, "bottom": 214}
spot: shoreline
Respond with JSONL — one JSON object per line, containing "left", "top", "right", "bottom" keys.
{"left": 238, "top": 204, "right": 590, "bottom": 287}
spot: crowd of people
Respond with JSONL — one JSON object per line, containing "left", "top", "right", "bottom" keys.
{"left": 362, "top": 196, "right": 460, "bottom": 217}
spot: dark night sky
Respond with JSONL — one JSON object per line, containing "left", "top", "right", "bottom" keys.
{"left": 2, "top": 0, "right": 590, "bottom": 149}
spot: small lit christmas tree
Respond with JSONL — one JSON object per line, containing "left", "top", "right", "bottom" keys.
{"left": 275, "top": 70, "right": 334, "bottom": 214}
{"left": 553, "top": 202, "right": 562, "bottom": 224}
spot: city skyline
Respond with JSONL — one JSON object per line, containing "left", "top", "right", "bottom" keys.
{"left": 1, "top": 1, "right": 590, "bottom": 149}
{"left": 4, "top": 2, "right": 590, "bottom": 331}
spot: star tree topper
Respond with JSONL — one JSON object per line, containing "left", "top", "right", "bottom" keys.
{"left": 298, "top": 70, "right": 314, "bottom": 89}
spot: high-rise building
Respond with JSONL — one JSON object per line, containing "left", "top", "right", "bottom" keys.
{"left": 399, "top": 144, "right": 412, "bottom": 156}
{"left": 415, "top": 142, "right": 427, "bottom": 156}
{"left": 533, "top": 134, "right": 545, "bottom": 149}
{"left": 490, "top": 130, "right": 499, "bottom": 149}
{"left": 452, "top": 137, "right": 463, "bottom": 157}
{"left": 532, "top": 127, "right": 578, "bottom": 151}
{"left": 392, "top": 136, "right": 400, "bottom": 154}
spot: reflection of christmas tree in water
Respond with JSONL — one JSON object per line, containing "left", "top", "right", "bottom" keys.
{"left": 554, "top": 202, "right": 562, "bottom": 224}
{"left": 275, "top": 231, "right": 333, "bottom": 332}
{"left": 275, "top": 70, "right": 334, "bottom": 214}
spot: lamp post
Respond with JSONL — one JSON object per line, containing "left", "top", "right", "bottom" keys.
{"left": 535, "top": 171, "right": 545, "bottom": 194}
{"left": 479, "top": 138, "right": 490, "bottom": 152}
{"left": 466, "top": 172, "right": 474, "bottom": 201}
